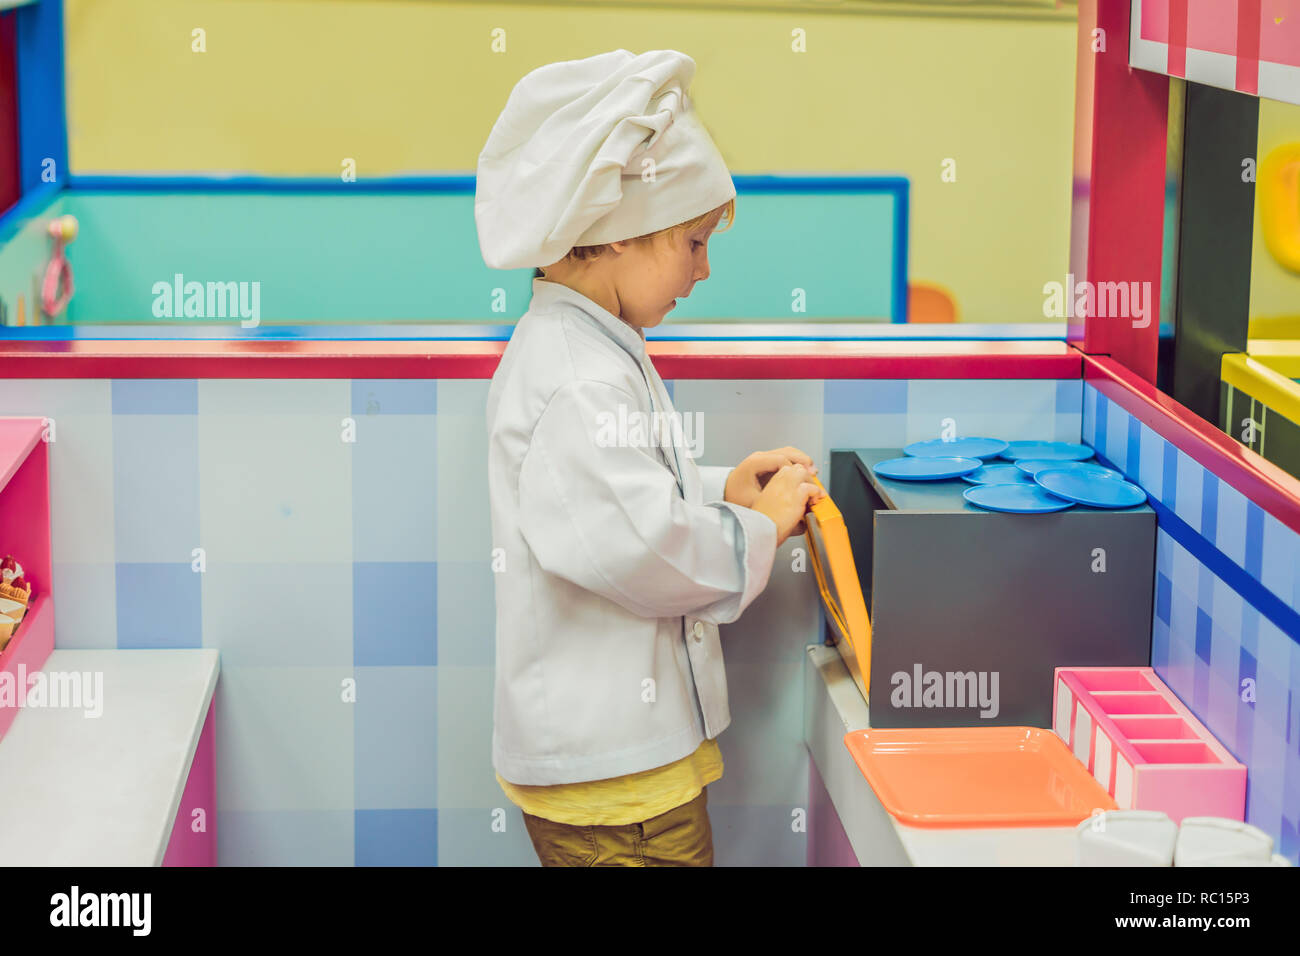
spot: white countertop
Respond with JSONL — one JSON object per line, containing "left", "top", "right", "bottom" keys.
{"left": 804, "top": 644, "right": 1076, "bottom": 867}
{"left": 0, "top": 648, "right": 219, "bottom": 866}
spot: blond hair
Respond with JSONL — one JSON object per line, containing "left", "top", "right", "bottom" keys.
{"left": 536, "top": 197, "right": 735, "bottom": 276}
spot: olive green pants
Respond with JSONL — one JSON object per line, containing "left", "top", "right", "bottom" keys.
{"left": 522, "top": 787, "right": 714, "bottom": 867}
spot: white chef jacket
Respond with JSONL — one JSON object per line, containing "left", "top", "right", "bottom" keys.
{"left": 486, "top": 278, "right": 779, "bottom": 785}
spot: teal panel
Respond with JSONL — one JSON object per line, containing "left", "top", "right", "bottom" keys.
{"left": 671, "top": 192, "right": 897, "bottom": 321}
{"left": 58, "top": 189, "right": 900, "bottom": 323}
{"left": 63, "top": 192, "right": 530, "bottom": 322}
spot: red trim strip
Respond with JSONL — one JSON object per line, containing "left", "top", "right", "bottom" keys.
{"left": 1236, "top": 0, "right": 1261, "bottom": 95}
{"left": 1168, "top": 0, "right": 1188, "bottom": 77}
{"left": 0, "top": 339, "right": 1081, "bottom": 380}
{"left": 1076, "top": 0, "right": 1167, "bottom": 383}
{"left": 0, "top": 340, "right": 508, "bottom": 379}
{"left": 1083, "top": 354, "right": 1300, "bottom": 535}
{"left": 648, "top": 340, "right": 1080, "bottom": 379}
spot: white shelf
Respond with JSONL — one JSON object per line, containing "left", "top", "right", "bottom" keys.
{"left": 0, "top": 648, "right": 218, "bottom": 866}
{"left": 804, "top": 645, "right": 1077, "bottom": 867}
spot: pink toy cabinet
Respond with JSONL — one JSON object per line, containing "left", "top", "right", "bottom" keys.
{"left": 0, "top": 417, "right": 54, "bottom": 743}
{"left": 1053, "top": 666, "right": 1246, "bottom": 822}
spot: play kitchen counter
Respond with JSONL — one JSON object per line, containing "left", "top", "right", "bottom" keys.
{"left": 804, "top": 447, "right": 1161, "bottom": 865}
{"left": 804, "top": 645, "right": 1114, "bottom": 866}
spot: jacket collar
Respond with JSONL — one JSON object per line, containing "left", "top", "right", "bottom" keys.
{"left": 528, "top": 278, "right": 648, "bottom": 362}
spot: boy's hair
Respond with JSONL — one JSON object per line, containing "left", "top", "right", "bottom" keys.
{"left": 533, "top": 197, "right": 735, "bottom": 278}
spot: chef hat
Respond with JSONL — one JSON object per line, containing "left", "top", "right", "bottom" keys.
{"left": 474, "top": 49, "right": 736, "bottom": 271}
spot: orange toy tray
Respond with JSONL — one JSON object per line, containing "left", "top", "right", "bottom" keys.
{"left": 844, "top": 726, "right": 1117, "bottom": 828}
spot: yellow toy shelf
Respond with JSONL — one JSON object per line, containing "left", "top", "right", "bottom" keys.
{"left": 1221, "top": 342, "right": 1300, "bottom": 480}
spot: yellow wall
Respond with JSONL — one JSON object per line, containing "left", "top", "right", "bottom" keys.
{"left": 1250, "top": 97, "right": 1300, "bottom": 321}
{"left": 64, "top": 0, "right": 1079, "bottom": 324}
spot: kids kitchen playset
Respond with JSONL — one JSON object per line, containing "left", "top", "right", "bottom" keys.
{"left": 800, "top": 0, "right": 1300, "bottom": 867}
{"left": 0, "top": 0, "right": 1298, "bottom": 867}
{"left": 804, "top": 432, "right": 1273, "bottom": 866}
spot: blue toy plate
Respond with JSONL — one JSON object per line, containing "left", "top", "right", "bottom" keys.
{"left": 903, "top": 437, "right": 1009, "bottom": 460}
{"left": 960, "top": 462, "right": 1033, "bottom": 485}
{"left": 999, "top": 441, "right": 1094, "bottom": 462}
{"left": 963, "top": 482, "right": 1075, "bottom": 513}
{"left": 874, "top": 456, "right": 982, "bottom": 481}
{"left": 1015, "top": 458, "right": 1122, "bottom": 480}
{"left": 1034, "top": 469, "right": 1147, "bottom": 509}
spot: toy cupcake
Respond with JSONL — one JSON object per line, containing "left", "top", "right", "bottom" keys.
{"left": 0, "top": 555, "right": 30, "bottom": 601}
{"left": 0, "top": 555, "right": 32, "bottom": 652}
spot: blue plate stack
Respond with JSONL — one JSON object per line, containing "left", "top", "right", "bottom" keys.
{"left": 872, "top": 438, "right": 1148, "bottom": 513}
{"left": 871, "top": 436, "right": 1006, "bottom": 483}
{"left": 903, "top": 437, "right": 1010, "bottom": 461}
{"left": 872, "top": 456, "right": 983, "bottom": 481}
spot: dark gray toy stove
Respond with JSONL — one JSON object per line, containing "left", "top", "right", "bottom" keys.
{"left": 829, "top": 449, "right": 1155, "bottom": 729}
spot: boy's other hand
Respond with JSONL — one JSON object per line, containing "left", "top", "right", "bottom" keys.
{"left": 751, "top": 463, "right": 825, "bottom": 547}
{"left": 723, "top": 447, "right": 818, "bottom": 509}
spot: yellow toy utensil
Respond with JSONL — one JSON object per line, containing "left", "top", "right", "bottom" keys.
{"left": 804, "top": 475, "right": 872, "bottom": 699}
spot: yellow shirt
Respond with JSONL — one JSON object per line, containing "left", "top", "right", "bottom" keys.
{"left": 497, "top": 739, "right": 723, "bottom": 826}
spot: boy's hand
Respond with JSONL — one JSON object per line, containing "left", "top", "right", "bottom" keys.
{"left": 751, "top": 464, "right": 825, "bottom": 547}
{"left": 724, "top": 447, "right": 818, "bottom": 509}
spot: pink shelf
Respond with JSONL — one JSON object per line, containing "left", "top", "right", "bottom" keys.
{"left": 0, "top": 420, "right": 44, "bottom": 494}
{"left": 0, "top": 418, "right": 54, "bottom": 744}
{"left": 1052, "top": 666, "right": 1246, "bottom": 823}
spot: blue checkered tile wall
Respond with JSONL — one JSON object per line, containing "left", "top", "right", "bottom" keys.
{"left": 0, "top": 375, "right": 1075, "bottom": 866}
{"left": 1084, "top": 383, "right": 1300, "bottom": 863}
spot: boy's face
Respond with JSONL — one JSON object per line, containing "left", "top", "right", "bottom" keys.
{"left": 612, "top": 217, "right": 719, "bottom": 330}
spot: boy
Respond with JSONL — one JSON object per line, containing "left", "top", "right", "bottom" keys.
{"left": 476, "top": 49, "right": 822, "bottom": 867}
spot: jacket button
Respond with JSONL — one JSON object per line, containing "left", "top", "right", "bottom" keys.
{"left": 692, "top": 622, "right": 704, "bottom": 642}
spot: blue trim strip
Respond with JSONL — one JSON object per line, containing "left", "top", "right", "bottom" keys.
{"left": 0, "top": 176, "right": 58, "bottom": 243}
{"left": 0, "top": 324, "right": 1067, "bottom": 343}
{"left": 892, "top": 181, "right": 909, "bottom": 323}
{"left": 0, "top": 329, "right": 1066, "bottom": 343}
{"left": 648, "top": 331, "right": 1019, "bottom": 343}
{"left": 14, "top": 0, "right": 67, "bottom": 195}
{"left": 1094, "top": 449, "right": 1300, "bottom": 647}
{"left": 67, "top": 173, "right": 912, "bottom": 195}
{"left": 0, "top": 319, "right": 1072, "bottom": 342}
{"left": 0, "top": 324, "right": 519, "bottom": 342}
{"left": 733, "top": 174, "right": 909, "bottom": 193}
{"left": 67, "top": 175, "right": 480, "bottom": 193}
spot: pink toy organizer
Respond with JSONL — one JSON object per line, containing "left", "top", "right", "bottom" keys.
{"left": 1053, "top": 666, "right": 1246, "bottom": 822}
{"left": 0, "top": 418, "right": 55, "bottom": 744}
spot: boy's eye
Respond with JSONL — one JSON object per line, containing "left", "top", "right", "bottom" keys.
{"left": 692, "top": 240, "right": 704, "bottom": 249}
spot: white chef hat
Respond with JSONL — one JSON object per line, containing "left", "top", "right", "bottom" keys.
{"left": 474, "top": 49, "right": 736, "bottom": 271}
